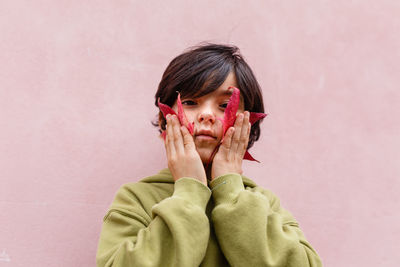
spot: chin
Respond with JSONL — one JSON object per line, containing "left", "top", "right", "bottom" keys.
{"left": 197, "top": 149, "right": 215, "bottom": 165}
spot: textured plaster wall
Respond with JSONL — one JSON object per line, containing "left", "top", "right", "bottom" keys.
{"left": 0, "top": 0, "right": 399, "bottom": 266}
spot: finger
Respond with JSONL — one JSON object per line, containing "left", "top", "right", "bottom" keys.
{"left": 181, "top": 126, "right": 195, "bottom": 150}
{"left": 237, "top": 111, "right": 250, "bottom": 157}
{"left": 230, "top": 113, "right": 244, "bottom": 157}
{"left": 166, "top": 115, "right": 176, "bottom": 157}
{"left": 218, "top": 127, "right": 235, "bottom": 159}
{"left": 171, "top": 115, "right": 184, "bottom": 154}
{"left": 163, "top": 130, "right": 170, "bottom": 158}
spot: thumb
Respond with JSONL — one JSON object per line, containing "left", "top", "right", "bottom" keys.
{"left": 181, "top": 126, "right": 195, "bottom": 150}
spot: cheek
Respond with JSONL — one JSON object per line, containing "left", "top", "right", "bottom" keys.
{"left": 171, "top": 103, "right": 196, "bottom": 123}
{"left": 183, "top": 110, "right": 196, "bottom": 122}
{"left": 237, "top": 102, "right": 245, "bottom": 114}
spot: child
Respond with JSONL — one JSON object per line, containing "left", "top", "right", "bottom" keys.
{"left": 96, "top": 43, "right": 322, "bottom": 267}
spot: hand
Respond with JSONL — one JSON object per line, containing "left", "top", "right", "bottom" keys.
{"left": 211, "top": 111, "right": 251, "bottom": 180}
{"left": 165, "top": 114, "right": 207, "bottom": 185}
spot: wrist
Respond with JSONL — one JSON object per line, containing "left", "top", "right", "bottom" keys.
{"left": 173, "top": 171, "right": 207, "bottom": 185}
{"left": 173, "top": 178, "right": 211, "bottom": 208}
{"left": 209, "top": 173, "right": 244, "bottom": 204}
{"left": 211, "top": 169, "right": 240, "bottom": 181}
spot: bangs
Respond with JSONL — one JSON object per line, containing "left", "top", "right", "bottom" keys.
{"left": 177, "top": 58, "right": 232, "bottom": 100}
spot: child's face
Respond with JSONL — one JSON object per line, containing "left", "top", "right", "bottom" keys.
{"left": 172, "top": 72, "right": 244, "bottom": 164}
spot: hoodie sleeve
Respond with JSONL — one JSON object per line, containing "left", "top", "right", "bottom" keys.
{"left": 96, "top": 177, "right": 211, "bottom": 267}
{"left": 209, "top": 173, "right": 322, "bottom": 267}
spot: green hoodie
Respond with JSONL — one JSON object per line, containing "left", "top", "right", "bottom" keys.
{"left": 96, "top": 169, "right": 322, "bottom": 267}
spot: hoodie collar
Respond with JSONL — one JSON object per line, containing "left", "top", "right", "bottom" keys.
{"left": 140, "top": 168, "right": 258, "bottom": 188}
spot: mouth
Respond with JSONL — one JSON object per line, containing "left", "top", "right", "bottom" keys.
{"left": 195, "top": 130, "right": 217, "bottom": 141}
{"left": 195, "top": 134, "right": 217, "bottom": 141}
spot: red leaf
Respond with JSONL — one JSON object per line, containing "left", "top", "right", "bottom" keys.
{"left": 243, "top": 150, "right": 260, "bottom": 163}
{"left": 212, "top": 86, "right": 267, "bottom": 163}
{"left": 249, "top": 112, "right": 267, "bottom": 125}
{"left": 161, "top": 131, "right": 166, "bottom": 140}
{"left": 158, "top": 98, "right": 177, "bottom": 118}
{"left": 158, "top": 96, "right": 194, "bottom": 136}
{"left": 223, "top": 87, "right": 241, "bottom": 135}
{"left": 177, "top": 94, "right": 194, "bottom": 135}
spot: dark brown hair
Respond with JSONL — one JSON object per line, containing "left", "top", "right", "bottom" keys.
{"left": 153, "top": 43, "right": 265, "bottom": 149}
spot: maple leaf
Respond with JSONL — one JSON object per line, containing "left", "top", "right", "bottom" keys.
{"left": 209, "top": 86, "right": 267, "bottom": 164}
{"left": 158, "top": 94, "right": 194, "bottom": 139}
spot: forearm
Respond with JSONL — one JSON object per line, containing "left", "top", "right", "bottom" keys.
{"left": 210, "top": 174, "right": 322, "bottom": 267}
{"left": 97, "top": 178, "right": 211, "bottom": 267}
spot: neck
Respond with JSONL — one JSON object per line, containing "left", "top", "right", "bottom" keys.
{"left": 204, "top": 163, "right": 212, "bottom": 181}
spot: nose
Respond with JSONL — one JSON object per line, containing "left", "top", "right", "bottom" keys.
{"left": 197, "top": 108, "right": 216, "bottom": 124}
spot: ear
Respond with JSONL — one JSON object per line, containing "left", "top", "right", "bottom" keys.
{"left": 157, "top": 116, "right": 164, "bottom": 140}
{"left": 158, "top": 119, "right": 162, "bottom": 130}
{"left": 158, "top": 112, "right": 166, "bottom": 132}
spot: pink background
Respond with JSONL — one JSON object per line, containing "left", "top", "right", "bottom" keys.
{"left": 1, "top": 0, "right": 399, "bottom": 266}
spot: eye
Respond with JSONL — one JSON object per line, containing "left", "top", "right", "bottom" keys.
{"left": 219, "top": 102, "right": 228, "bottom": 109}
{"left": 181, "top": 100, "right": 197, "bottom": 106}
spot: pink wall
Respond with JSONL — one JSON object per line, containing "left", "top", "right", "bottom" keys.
{"left": 1, "top": 0, "right": 399, "bottom": 266}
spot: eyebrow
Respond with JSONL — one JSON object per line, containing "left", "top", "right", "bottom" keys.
{"left": 217, "top": 89, "right": 233, "bottom": 97}
{"left": 219, "top": 88, "right": 244, "bottom": 108}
